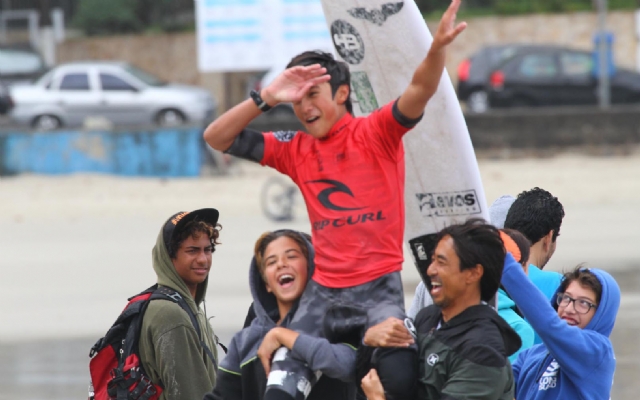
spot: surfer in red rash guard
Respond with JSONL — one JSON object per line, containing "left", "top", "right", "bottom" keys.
{"left": 203, "top": 1, "right": 467, "bottom": 399}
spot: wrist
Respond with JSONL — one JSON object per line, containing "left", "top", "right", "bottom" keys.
{"left": 250, "top": 89, "right": 273, "bottom": 112}
{"left": 260, "top": 88, "right": 277, "bottom": 108}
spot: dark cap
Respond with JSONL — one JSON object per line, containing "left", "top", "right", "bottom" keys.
{"left": 162, "top": 208, "right": 219, "bottom": 251}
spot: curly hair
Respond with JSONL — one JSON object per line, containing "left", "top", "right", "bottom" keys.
{"left": 436, "top": 218, "right": 505, "bottom": 303}
{"left": 504, "top": 187, "right": 565, "bottom": 244}
{"left": 287, "top": 50, "right": 353, "bottom": 114}
{"left": 169, "top": 220, "right": 222, "bottom": 259}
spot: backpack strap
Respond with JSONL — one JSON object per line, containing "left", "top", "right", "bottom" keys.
{"left": 152, "top": 286, "right": 219, "bottom": 368}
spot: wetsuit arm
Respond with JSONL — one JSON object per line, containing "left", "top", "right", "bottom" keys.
{"left": 396, "top": 0, "right": 466, "bottom": 119}
{"left": 224, "top": 128, "right": 265, "bottom": 163}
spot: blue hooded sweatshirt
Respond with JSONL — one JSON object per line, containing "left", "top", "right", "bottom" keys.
{"left": 501, "top": 253, "right": 621, "bottom": 400}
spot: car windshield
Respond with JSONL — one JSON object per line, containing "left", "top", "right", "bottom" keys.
{"left": 490, "top": 46, "right": 521, "bottom": 66}
{"left": 123, "top": 65, "right": 166, "bottom": 87}
{"left": 35, "top": 70, "right": 55, "bottom": 87}
{"left": 0, "top": 48, "right": 45, "bottom": 75}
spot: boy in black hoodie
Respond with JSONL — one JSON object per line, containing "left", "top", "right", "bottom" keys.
{"left": 205, "top": 230, "right": 357, "bottom": 400}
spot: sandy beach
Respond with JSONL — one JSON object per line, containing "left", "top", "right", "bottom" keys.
{"left": 2, "top": 151, "right": 639, "bottom": 340}
{"left": 1, "top": 151, "right": 639, "bottom": 399}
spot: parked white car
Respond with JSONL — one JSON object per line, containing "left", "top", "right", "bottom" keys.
{"left": 9, "top": 61, "right": 217, "bottom": 130}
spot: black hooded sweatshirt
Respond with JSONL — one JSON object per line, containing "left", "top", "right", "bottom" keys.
{"left": 414, "top": 303, "right": 522, "bottom": 399}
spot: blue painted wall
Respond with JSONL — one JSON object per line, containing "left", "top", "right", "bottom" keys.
{"left": 0, "top": 127, "right": 203, "bottom": 177}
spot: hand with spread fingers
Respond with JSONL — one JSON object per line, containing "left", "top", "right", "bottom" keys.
{"left": 431, "top": 0, "right": 467, "bottom": 52}
{"left": 262, "top": 64, "right": 331, "bottom": 105}
{"left": 363, "top": 317, "right": 415, "bottom": 348}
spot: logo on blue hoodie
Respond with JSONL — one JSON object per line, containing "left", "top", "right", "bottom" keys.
{"left": 538, "top": 360, "right": 559, "bottom": 391}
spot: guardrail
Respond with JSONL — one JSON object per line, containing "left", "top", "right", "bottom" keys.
{"left": 0, "top": 126, "right": 204, "bottom": 177}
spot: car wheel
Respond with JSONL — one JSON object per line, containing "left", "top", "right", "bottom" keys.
{"left": 156, "top": 109, "right": 186, "bottom": 127}
{"left": 32, "top": 114, "right": 62, "bottom": 131}
{"left": 467, "top": 90, "right": 489, "bottom": 113}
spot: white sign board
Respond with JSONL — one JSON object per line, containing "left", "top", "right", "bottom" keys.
{"left": 196, "top": 0, "right": 334, "bottom": 72}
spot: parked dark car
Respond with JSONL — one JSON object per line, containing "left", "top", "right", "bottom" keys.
{"left": 486, "top": 45, "right": 640, "bottom": 109}
{"left": 0, "top": 44, "right": 48, "bottom": 87}
{"left": 457, "top": 44, "right": 534, "bottom": 113}
{"left": 0, "top": 80, "right": 14, "bottom": 115}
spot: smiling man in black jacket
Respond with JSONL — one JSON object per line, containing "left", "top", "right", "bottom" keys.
{"left": 360, "top": 219, "right": 521, "bottom": 400}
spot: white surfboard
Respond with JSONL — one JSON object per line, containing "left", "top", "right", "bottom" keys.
{"left": 319, "top": 0, "right": 490, "bottom": 282}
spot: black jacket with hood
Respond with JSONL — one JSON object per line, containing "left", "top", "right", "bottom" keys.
{"left": 414, "top": 303, "right": 521, "bottom": 400}
{"left": 205, "top": 230, "right": 356, "bottom": 400}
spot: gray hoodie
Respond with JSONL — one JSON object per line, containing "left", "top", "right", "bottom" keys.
{"left": 205, "top": 230, "right": 356, "bottom": 400}
{"left": 139, "top": 227, "right": 218, "bottom": 400}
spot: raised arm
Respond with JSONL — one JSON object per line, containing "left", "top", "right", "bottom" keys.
{"left": 501, "top": 253, "right": 610, "bottom": 378}
{"left": 203, "top": 65, "right": 330, "bottom": 151}
{"left": 396, "top": 0, "right": 467, "bottom": 119}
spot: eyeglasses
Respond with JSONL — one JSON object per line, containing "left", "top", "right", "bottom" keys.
{"left": 556, "top": 293, "right": 597, "bottom": 314}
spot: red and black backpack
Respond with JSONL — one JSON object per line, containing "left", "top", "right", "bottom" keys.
{"left": 88, "top": 285, "right": 220, "bottom": 400}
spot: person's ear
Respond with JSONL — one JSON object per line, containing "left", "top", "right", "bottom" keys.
{"left": 335, "top": 84, "right": 350, "bottom": 106}
{"left": 466, "top": 263, "right": 483, "bottom": 285}
{"left": 542, "top": 230, "right": 554, "bottom": 252}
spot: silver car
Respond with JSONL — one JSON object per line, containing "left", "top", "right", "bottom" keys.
{"left": 9, "top": 61, "right": 217, "bottom": 130}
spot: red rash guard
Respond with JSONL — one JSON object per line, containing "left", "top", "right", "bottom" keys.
{"left": 261, "top": 101, "right": 418, "bottom": 288}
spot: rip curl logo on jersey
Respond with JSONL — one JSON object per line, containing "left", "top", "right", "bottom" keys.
{"left": 273, "top": 130, "right": 296, "bottom": 142}
{"left": 307, "top": 179, "right": 365, "bottom": 212}
{"left": 427, "top": 353, "right": 439, "bottom": 366}
{"left": 347, "top": 2, "right": 404, "bottom": 26}
{"left": 330, "top": 20, "right": 365, "bottom": 65}
{"left": 416, "top": 190, "right": 482, "bottom": 217}
{"left": 538, "top": 360, "right": 559, "bottom": 391}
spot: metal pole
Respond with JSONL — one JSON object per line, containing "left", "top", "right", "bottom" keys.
{"left": 597, "top": 0, "right": 610, "bottom": 109}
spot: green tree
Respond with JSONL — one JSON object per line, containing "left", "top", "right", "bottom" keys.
{"left": 72, "top": 0, "right": 141, "bottom": 36}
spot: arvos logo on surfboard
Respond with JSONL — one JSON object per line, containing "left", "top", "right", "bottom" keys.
{"left": 416, "top": 190, "right": 482, "bottom": 217}
{"left": 347, "top": 2, "right": 404, "bottom": 26}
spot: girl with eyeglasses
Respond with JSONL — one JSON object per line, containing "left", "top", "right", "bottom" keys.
{"left": 501, "top": 252, "right": 621, "bottom": 399}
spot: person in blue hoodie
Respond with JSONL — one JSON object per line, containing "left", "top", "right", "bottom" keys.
{"left": 501, "top": 252, "right": 621, "bottom": 399}
{"left": 204, "top": 230, "right": 356, "bottom": 400}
